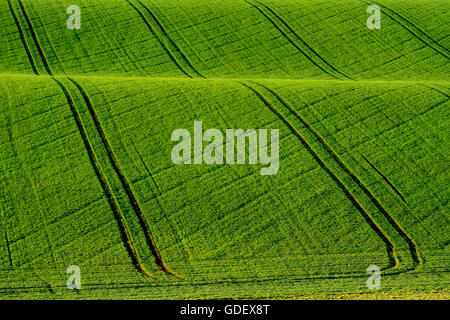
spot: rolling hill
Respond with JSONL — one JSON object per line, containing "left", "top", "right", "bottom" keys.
{"left": 0, "top": 0, "right": 448, "bottom": 299}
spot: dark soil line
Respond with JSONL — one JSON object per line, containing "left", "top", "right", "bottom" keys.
{"left": 420, "top": 83, "right": 450, "bottom": 99}
{"left": 6, "top": 0, "right": 38, "bottom": 74}
{"left": 125, "top": 0, "right": 198, "bottom": 79}
{"left": 52, "top": 77, "right": 154, "bottom": 277}
{"left": 134, "top": 0, "right": 205, "bottom": 78}
{"left": 90, "top": 85, "right": 187, "bottom": 276}
{"left": 245, "top": 0, "right": 354, "bottom": 80}
{"left": 16, "top": 0, "right": 53, "bottom": 75}
{"left": 380, "top": 1, "right": 448, "bottom": 54}
{"left": 252, "top": 81, "right": 421, "bottom": 267}
{"left": 134, "top": 147, "right": 162, "bottom": 195}
{"left": 240, "top": 81, "right": 398, "bottom": 268}
{"left": 4, "top": 230, "right": 13, "bottom": 267}
{"left": 360, "top": 153, "right": 407, "bottom": 204}
{"left": 362, "top": 0, "right": 449, "bottom": 59}
{"left": 67, "top": 77, "right": 175, "bottom": 276}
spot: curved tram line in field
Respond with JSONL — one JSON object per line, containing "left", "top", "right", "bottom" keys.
{"left": 239, "top": 81, "right": 397, "bottom": 269}
{"left": 6, "top": 0, "right": 38, "bottom": 75}
{"left": 245, "top": 0, "right": 354, "bottom": 81}
{"left": 361, "top": 0, "right": 449, "bottom": 59}
{"left": 7, "top": 0, "right": 174, "bottom": 277}
{"left": 359, "top": 154, "right": 407, "bottom": 204}
{"left": 67, "top": 77, "right": 175, "bottom": 276}
{"left": 7, "top": 0, "right": 426, "bottom": 279}
{"left": 52, "top": 77, "right": 154, "bottom": 276}
{"left": 125, "top": 0, "right": 205, "bottom": 79}
{"left": 241, "top": 81, "right": 422, "bottom": 271}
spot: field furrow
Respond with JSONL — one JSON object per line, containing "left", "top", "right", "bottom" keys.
{"left": 124, "top": 0, "right": 199, "bottom": 79}
{"left": 0, "top": 0, "right": 448, "bottom": 299}
{"left": 366, "top": 0, "right": 449, "bottom": 58}
{"left": 245, "top": 0, "right": 353, "bottom": 80}
{"left": 129, "top": 0, "right": 204, "bottom": 78}
{"left": 51, "top": 77, "right": 151, "bottom": 276}
{"left": 6, "top": 0, "right": 38, "bottom": 74}
{"left": 14, "top": 0, "right": 52, "bottom": 75}
{"left": 240, "top": 80, "right": 399, "bottom": 268}
{"left": 249, "top": 81, "right": 421, "bottom": 268}
{"left": 360, "top": 153, "right": 407, "bottom": 204}
{"left": 66, "top": 77, "right": 174, "bottom": 276}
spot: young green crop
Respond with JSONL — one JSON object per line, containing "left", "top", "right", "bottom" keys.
{"left": 0, "top": 0, "right": 448, "bottom": 299}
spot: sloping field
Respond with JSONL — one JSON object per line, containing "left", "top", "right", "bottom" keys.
{"left": 0, "top": 0, "right": 448, "bottom": 299}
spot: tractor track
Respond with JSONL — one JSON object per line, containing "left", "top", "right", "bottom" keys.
{"left": 239, "top": 81, "right": 398, "bottom": 268}
{"left": 67, "top": 77, "right": 174, "bottom": 275}
{"left": 246, "top": 80, "right": 422, "bottom": 268}
{"left": 245, "top": 0, "right": 354, "bottom": 80}
{"left": 1, "top": 206, "right": 13, "bottom": 267}
{"left": 125, "top": 0, "right": 204, "bottom": 79}
{"left": 6, "top": 0, "right": 38, "bottom": 75}
{"left": 134, "top": 0, "right": 204, "bottom": 78}
{"left": 8, "top": 0, "right": 174, "bottom": 277}
{"left": 16, "top": 0, "right": 53, "bottom": 75}
{"left": 359, "top": 153, "right": 407, "bottom": 204}
{"left": 52, "top": 77, "right": 153, "bottom": 276}
{"left": 362, "top": 0, "right": 449, "bottom": 59}
{"left": 419, "top": 83, "right": 450, "bottom": 99}
{"left": 6, "top": 0, "right": 438, "bottom": 281}
{"left": 4, "top": 230, "right": 13, "bottom": 267}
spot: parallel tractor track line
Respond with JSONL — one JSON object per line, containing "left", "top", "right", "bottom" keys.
{"left": 240, "top": 81, "right": 398, "bottom": 268}
{"left": 360, "top": 153, "right": 407, "bottom": 204}
{"left": 134, "top": 148, "right": 185, "bottom": 273}
{"left": 134, "top": 147, "right": 162, "bottom": 195}
{"left": 419, "top": 83, "right": 450, "bottom": 99}
{"left": 135, "top": 0, "right": 204, "bottom": 78}
{"left": 92, "top": 86, "right": 187, "bottom": 274}
{"left": 383, "top": 5, "right": 449, "bottom": 53}
{"left": 362, "top": 1, "right": 449, "bottom": 59}
{"left": 125, "top": 0, "right": 204, "bottom": 79}
{"left": 52, "top": 78, "right": 153, "bottom": 277}
{"left": 6, "top": 0, "right": 38, "bottom": 75}
{"left": 251, "top": 81, "right": 421, "bottom": 267}
{"left": 9, "top": 1, "right": 172, "bottom": 276}
{"left": 67, "top": 77, "right": 174, "bottom": 276}
{"left": 245, "top": 0, "right": 354, "bottom": 80}
{"left": 432, "top": 84, "right": 450, "bottom": 98}
{"left": 383, "top": 2, "right": 449, "bottom": 56}
{"left": 16, "top": 0, "right": 53, "bottom": 75}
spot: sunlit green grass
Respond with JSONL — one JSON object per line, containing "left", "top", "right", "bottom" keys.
{"left": 0, "top": 0, "right": 448, "bottom": 299}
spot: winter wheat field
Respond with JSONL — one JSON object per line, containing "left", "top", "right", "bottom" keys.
{"left": 0, "top": 0, "right": 448, "bottom": 299}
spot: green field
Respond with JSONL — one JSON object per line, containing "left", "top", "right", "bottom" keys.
{"left": 0, "top": 0, "right": 448, "bottom": 299}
